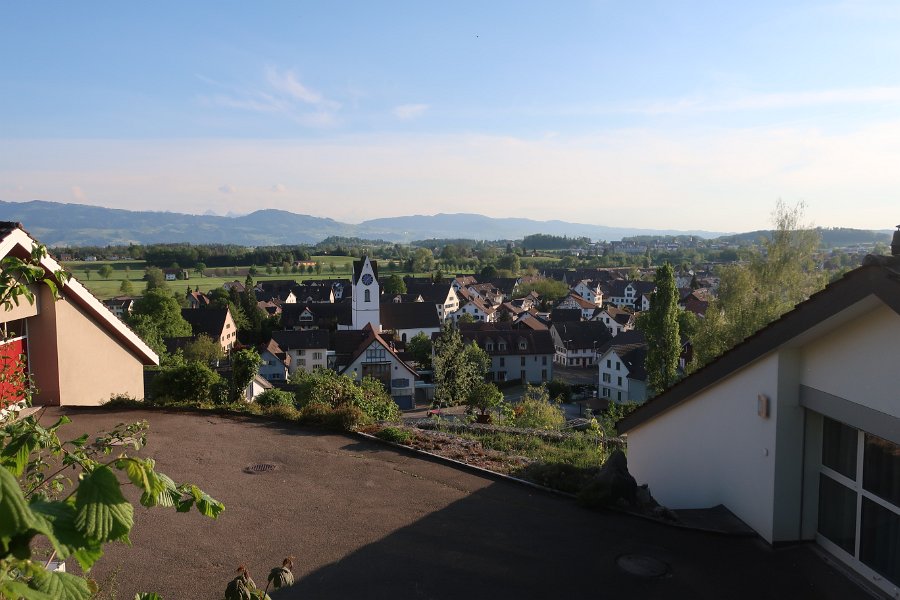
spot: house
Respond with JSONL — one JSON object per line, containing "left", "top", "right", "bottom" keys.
{"left": 331, "top": 324, "right": 418, "bottom": 409}
{"left": 103, "top": 295, "right": 136, "bottom": 320}
{"left": 453, "top": 297, "right": 497, "bottom": 323}
{"left": 459, "top": 323, "right": 554, "bottom": 384}
{"left": 281, "top": 302, "right": 350, "bottom": 331}
{"left": 594, "top": 306, "right": 636, "bottom": 337}
{"left": 180, "top": 308, "right": 238, "bottom": 353}
{"left": 617, "top": 245, "right": 900, "bottom": 597}
{"left": 223, "top": 280, "right": 246, "bottom": 293}
{"left": 245, "top": 374, "right": 273, "bottom": 402}
{"left": 163, "top": 268, "right": 188, "bottom": 281}
{"left": 572, "top": 279, "right": 603, "bottom": 305}
{"left": 380, "top": 301, "right": 441, "bottom": 343}
{"left": 548, "top": 308, "right": 582, "bottom": 324}
{"left": 292, "top": 284, "right": 335, "bottom": 304}
{"left": 549, "top": 321, "right": 613, "bottom": 367}
{"left": 271, "top": 329, "right": 330, "bottom": 374}
{"left": 255, "top": 280, "right": 298, "bottom": 304}
{"left": 185, "top": 289, "right": 211, "bottom": 309}
{"left": 404, "top": 282, "right": 460, "bottom": 321}
{"left": 466, "top": 283, "right": 505, "bottom": 306}
{"left": 596, "top": 330, "right": 648, "bottom": 404}
{"left": 556, "top": 293, "right": 598, "bottom": 320}
{"left": 0, "top": 222, "right": 159, "bottom": 406}
{"left": 605, "top": 280, "right": 656, "bottom": 311}
{"left": 257, "top": 338, "right": 291, "bottom": 383}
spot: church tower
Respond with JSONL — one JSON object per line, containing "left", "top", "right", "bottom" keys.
{"left": 351, "top": 256, "right": 380, "bottom": 331}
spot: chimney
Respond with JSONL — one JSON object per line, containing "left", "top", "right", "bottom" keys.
{"left": 893, "top": 225, "right": 900, "bottom": 257}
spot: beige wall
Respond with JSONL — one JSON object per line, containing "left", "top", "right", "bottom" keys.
{"left": 800, "top": 301, "right": 900, "bottom": 417}
{"left": 29, "top": 285, "right": 146, "bottom": 406}
{"left": 627, "top": 352, "right": 781, "bottom": 542}
{"left": 1, "top": 284, "right": 40, "bottom": 323}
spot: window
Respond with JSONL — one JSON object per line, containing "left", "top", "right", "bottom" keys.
{"left": 606, "top": 359, "right": 611, "bottom": 368}
{"left": 520, "top": 370, "right": 526, "bottom": 381}
{"left": 520, "top": 356, "right": 526, "bottom": 366}
{"left": 542, "top": 356, "right": 547, "bottom": 365}
{"left": 616, "top": 362, "right": 621, "bottom": 371}
{"left": 365, "top": 348, "right": 387, "bottom": 361}
{"left": 818, "top": 417, "right": 900, "bottom": 591}
{"left": 312, "top": 352, "right": 323, "bottom": 360}
{"left": 617, "top": 391, "right": 621, "bottom": 401}
{"left": 602, "top": 373, "right": 610, "bottom": 383}
{"left": 519, "top": 341, "right": 527, "bottom": 350}
{"left": 602, "top": 388, "right": 610, "bottom": 398}
{"left": 541, "top": 369, "right": 547, "bottom": 381}
{"left": 486, "top": 343, "right": 494, "bottom": 351}
{"left": 498, "top": 343, "right": 506, "bottom": 351}
{"left": 617, "top": 376, "right": 622, "bottom": 386}
{"left": 364, "top": 289, "right": 371, "bottom": 302}
{"left": 499, "top": 357, "right": 505, "bottom": 367}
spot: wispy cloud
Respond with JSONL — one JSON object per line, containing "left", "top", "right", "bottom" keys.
{"left": 199, "top": 66, "right": 340, "bottom": 127}
{"left": 70, "top": 185, "right": 86, "bottom": 201}
{"left": 218, "top": 184, "right": 236, "bottom": 194}
{"left": 635, "top": 85, "right": 900, "bottom": 115}
{"left": 393, "top": 103, "right": 429, "bottom": 120}
{"left": 271, "top": 183, "right": 287, "bottom": 193}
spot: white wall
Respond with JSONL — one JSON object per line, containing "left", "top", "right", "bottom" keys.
{"left": 800, "top": 302, "right": 900, "bottom": 417}
{"left": 627, "top": 352, "right": 781, "bottom": 542}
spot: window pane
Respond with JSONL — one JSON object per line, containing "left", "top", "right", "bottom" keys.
{"left": 860, "top": 498, "right": 900, "bottom": 587}
{"left": 863, "top": 433, "right": 900, "bottom": 508}
{"left": 818, "top": 474, "right": 857, "bottom": 555}
{"left": 822, "top": 417, "right": 857, "bottom": 480}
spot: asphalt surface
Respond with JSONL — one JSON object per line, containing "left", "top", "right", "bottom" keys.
{"left": 41, "top": 408, "right": 873, "bottom": 600}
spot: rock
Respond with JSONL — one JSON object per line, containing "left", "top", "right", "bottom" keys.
{"left": 577, "top": 449, "right": 638, "bottom": 508}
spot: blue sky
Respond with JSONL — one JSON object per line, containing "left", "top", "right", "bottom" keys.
{"left": 1, "top": 1, "right": 899, "bottom": 231}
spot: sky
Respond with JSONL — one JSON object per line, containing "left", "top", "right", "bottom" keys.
{"left": 1, "top": 1, "right": 899, "bottom": 232}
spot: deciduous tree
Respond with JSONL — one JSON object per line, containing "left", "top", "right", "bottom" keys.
{"left": 638, "top": 263, "right": 680, "bottom": 396}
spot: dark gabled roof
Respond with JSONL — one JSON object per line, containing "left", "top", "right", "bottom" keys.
{"left": 597, "top": 330, "right": 648, "bottom": 380}
{"left": 404, "top": 282, "right": 454, "bottom": 303}
{"left": 330, "top": 324, "right": 417, "bottom": 379}
{"left": 559, "top": 293, "right": 597, "bottom": 309}
{"left": 380, "top": 301, "right": 441, "bottom": 331}
{"left": 292, "top": 285, "right": 333, "bottom": 303}
{"left": 605, "top": 279, "right": 656, "bottom": 298}
{"left": 549, "top": 308, "right": 582, "bottom": 323}
{"left": 280, "top": 301, "right": 351, "bottom": 329}
{"left": 385, "top": 293, "right": 425, "bottom": 303}
{"left": 271, "top": 328, "right": 330, "bottom": 350}
{"left": 255, "top": 280, "right": 298, "bottom": 302}
{"left": 352, "top": 257, "right": 378, "bottom": 285}
{"left": 617, "top": 255, "right": 900, "bottom": 434}
{"left": 258, "top": 339, "right": 291, "bottom": 366}
{"left": 550, "top": 320, "right": 613, "bottom": 350}
{"left": 459, "top": 323, "right": 554, "bottom": 355}
{"left": 180, "top": 308, "right": 230, "bottom": 338}
{"left": 484, "top": 277, "right": 519, "bottom": 296}
{"left": 514, "top": 314, "right": 548, "bottom": 331}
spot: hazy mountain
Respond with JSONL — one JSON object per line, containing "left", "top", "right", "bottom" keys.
{"left": 7, "top": 198, "right": 886, "bottom": 247}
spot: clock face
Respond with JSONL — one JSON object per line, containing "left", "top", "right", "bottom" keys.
{"left": 361, "top": 273, "right": 373, "bottom": 286}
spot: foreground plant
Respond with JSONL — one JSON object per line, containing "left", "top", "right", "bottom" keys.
{"left": 223, "top": 557, "right": 294, "bottom": 600}
{"left": 0, "top": 413, "right": 225, "bottom": 600}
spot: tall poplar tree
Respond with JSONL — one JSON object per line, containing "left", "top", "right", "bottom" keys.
{"left": 640, "top": 262, "right": 681, "bottom": 396}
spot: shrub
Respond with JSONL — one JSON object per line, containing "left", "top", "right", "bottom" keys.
{"left": 466, "top": 380, "right": 504, "bottom": 417}
{"left": 149, "top": 360, "right": 222, "bottom": 405}
{"left": 292, "top": 369, "right": 400, "bottom": 424}
{"left": 375, "top": 426, "right": 413, "bottom": 444}
{"left": 325, "top": 404, "right": 370, "bottom": 431}
{"left": 102, "top": 393, "right": 144, "bottom": 408}
{"left": 262, "top": 403, "right": 300, "bottom": 421}
{"left": 547, "top": 379, "right": 572, "bottom": 402}
{"left": 519, "top": 462, "right": 598, "bottom": 495}
{"left": 255, "top": 388, "right": 295, "bottom": 408}
{"left": 512, "top": 384, "right": 565, "bottom": 430}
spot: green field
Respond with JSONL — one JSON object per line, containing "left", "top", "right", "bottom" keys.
{"left": 63, "top": 258, "right": 439, "bottom": 300}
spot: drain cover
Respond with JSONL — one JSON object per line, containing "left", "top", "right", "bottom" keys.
{"left": 244, "top": 463, "right": 277, "bottom": 474}
{"left": 616, "top": 554, "right": 669, "bottom": 578}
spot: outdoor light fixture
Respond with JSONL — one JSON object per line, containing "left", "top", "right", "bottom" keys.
{"left": 757, "top": 394, "right": 770, "bottom": 418}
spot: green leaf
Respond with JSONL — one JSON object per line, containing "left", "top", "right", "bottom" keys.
{"left": 189, "top": 485, "right": 224, "bottom": 518}
{"left": 134, "top": 594, "right": 163, "bottom": 600}
{"left": 30, "top": 566, "right": 92, "bottom": 600}
{"left": 0, "top": 464, "right": 35, "bottom": 543}
{"left": 0, "top": 580, "right": 55, "bottom": 600}
{"left": 30, "top": 499, "right": 104, "bottom": 572}
{"left": 73, "top": 466, "right": 133, "bottom": 543}
{"left": 1, "top": 428, "right": 40, "bottom": 477}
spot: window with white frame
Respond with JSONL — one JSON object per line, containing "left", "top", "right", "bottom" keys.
{"left": 817, "top": 416, "right": 899, "bottom": 591}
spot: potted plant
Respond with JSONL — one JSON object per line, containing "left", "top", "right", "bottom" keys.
{"left": 466, "top": 380, "right": 504, "bottom": 424}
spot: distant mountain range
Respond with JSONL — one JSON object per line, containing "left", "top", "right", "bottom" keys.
{"left": 0, "top": 200, "right": 731, "bottom": 246}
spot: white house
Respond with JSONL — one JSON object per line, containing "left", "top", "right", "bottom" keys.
{"left": 618, "top": 249, "right": 900, "bottom": 597}
{"left": 572, "top": 279, "right": 603, "bottom": 305}
{"left": 336, "top": 324, "right": 418, "bottom": 409}
{"left": 453, "top": 297, "right": 497, "bottom": 323}
{"left": 596, "top": 330, "right": 647, "bottom": 404}
{"left": 271, "top": 329, "right": 329, "bottom": 375}
{"left": 605, "top": 280, "right": 656, "bottom": 311}
{"left": 593, "top": 306, "right": 635, "bottom": 337}
{"left": 556, "top": 293, "right": 598, "bottom": 321}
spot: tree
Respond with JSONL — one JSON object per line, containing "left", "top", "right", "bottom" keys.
{"left": 183, "top": 333, "right": 224, "bottom": 366}
{"left": 411, "top": 248, "right": 434, "bottom": 273}
{"left": 638, "top": 263, "right": 681, "bottom": 396}
{"left": 119, "top": 279, "right": 134, "bottom": 295}
{"left": 229, "top": 348, "right": 261, "bottom": 403}
{"left": 406, "top": 332, "right": 433, "bottom": 369}
{"left": 151, "top": 358, "right": 223, "bottom": 403}
{"left": 690, "top": 201, "right": 824, "bottom": 371}
{"left": 383, "top": 274, "right": 407, "bottom": 295}
{"left": 195, "top": 262, "right": 207, "bottom": 278}
{"left": 83, "top": 268, "right": 91, "bottom": 280}
{"left": 466, "top": 380, "right": 504, "bottom": 419}
{"left": 432, "top": 324, "right": 489, "bottom": 406}
{"left": 129, "top": 289, "right": 193, "bottom": 355}
{"left": 511, "top": 384, "right": 565, "bottom": 429}
{"left": 479, "top": 265, "right": 498, "bottom": 280}
{"left": 314, "top": 261, "right": 322, "bottom": 275}
{"left": 496, "top": 253, "right": 520, "bottom": 273}
{"left": 144, "top": 266, "right": 167, "bottom": 291}
{"left": 98, "top": 264, "right": 114, "bottom": 279}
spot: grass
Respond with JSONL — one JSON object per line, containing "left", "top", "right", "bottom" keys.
{"left": 445, "top": 428, "right": 609, "bottom": 470}
{"left": 63, "top": 258, "right": 439, "bottom": 299}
